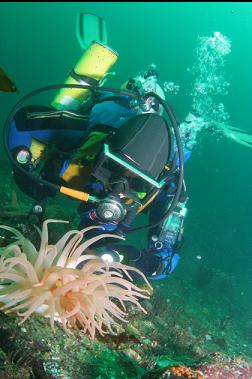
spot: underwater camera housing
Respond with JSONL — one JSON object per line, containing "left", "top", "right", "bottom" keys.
{"left": 92, "top": 113, "right": 173, "bottom": 198}
{"left": 91, "top": 113, "right": 173, "bottom": 223}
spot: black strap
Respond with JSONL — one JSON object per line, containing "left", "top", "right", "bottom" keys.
{"left": 69, "top": 70, "right": 100, "bottom": 86}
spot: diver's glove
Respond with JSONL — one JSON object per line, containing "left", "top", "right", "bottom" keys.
{"left": 151, "top": 248, "right": 180, "bottom": 280}
{"left": 147, "top": 235, "right": 181, "bottom": 280}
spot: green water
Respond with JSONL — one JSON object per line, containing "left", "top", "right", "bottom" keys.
{"left": 0, "top": 2, "right": 252, "bottom": 377}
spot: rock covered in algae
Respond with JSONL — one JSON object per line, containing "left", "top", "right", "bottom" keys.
{"left": 0, "top": 311, "right": 145, "bottom": 379}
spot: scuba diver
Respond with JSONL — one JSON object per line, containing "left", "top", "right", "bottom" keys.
{"left": 4, "top": 36, "right": 190, "bottom": 281}
{"left": 7, "top": 17, "right": 247, "bottom": 282}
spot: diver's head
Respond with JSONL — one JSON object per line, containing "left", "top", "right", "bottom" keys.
{"left": 121, "top": 64, "right": 165, "bottom": 115}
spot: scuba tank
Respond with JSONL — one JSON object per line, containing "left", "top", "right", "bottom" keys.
{"left": 51, "top": 41, "right": 118, "bottom": 111}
